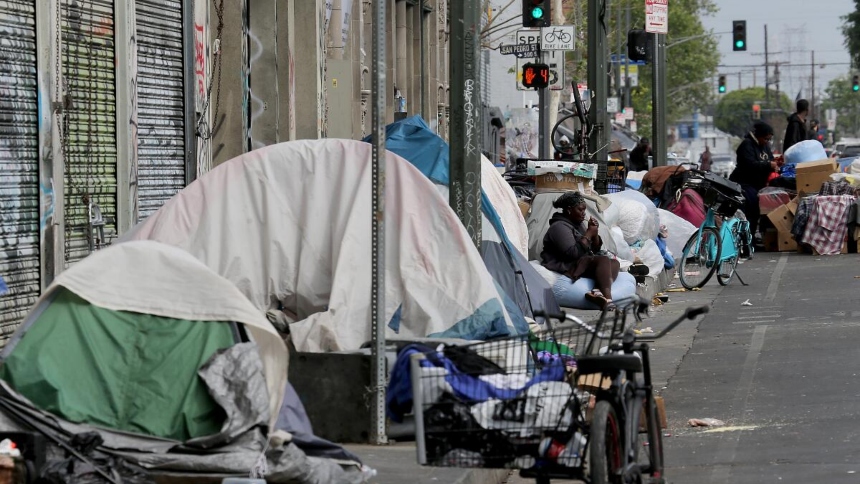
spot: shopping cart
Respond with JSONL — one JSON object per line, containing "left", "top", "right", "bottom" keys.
{"left": 410, "top": 309, "right": 631, "bottom": 482}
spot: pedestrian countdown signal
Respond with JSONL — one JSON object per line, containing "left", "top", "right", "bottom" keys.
{"left": 522, "top": 63, "right": 550, "bottom": 89}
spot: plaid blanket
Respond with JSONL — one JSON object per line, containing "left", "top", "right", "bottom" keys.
{"left": 801, "top": 195, "right": 856, "bottom": 255}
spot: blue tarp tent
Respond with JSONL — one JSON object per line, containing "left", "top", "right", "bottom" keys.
{"left": 366, "top": 116, "right": 560, "bottom": 320}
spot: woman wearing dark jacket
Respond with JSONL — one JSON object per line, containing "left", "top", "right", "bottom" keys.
{"left": 540, "top": 192, "right": 620, "bottom": 309}
{"left": 729, "top": 122, "right": 778, "bottom": 239}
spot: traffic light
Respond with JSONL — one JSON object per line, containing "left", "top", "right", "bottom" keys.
{"left": 853, "top": 75, "right": 859, "bottom": 92}
{"left": 732, "top": 20, "right": 747, "bottom": 51}
{"left": 752, "top": 104, "right": 761, "bottom": 120}
{"left": 628, "top": 29, "right": 648, "bottom": 62}
{"left": 522, "top": 0, "right": 550, "bottom": 28}
{"left": 718, "top": 75, "right": 727, "bottom": 94}
{"left": 522, "top": 63, "right": 550, "bottom": 89}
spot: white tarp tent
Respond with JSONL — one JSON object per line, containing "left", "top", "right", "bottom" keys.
{"left": 123, "top": 139, "right": 520, "bottom": 352}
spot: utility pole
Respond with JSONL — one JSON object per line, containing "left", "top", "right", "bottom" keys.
{"left": 651, "top": 32, "right": 667, "bottom": 167}
{"left": 764, "top": 25, "right": 769, "bottom": 109}
{"left": 625, "top": 4, "right": 631, "bottom": 107}
{"left": 811, "top": 50, "right": 816, "bottom": 120}
{"left": 369, "top": 0, "right": 387, "bottom": 446}
{"left": 738, "top": 71, "right": 742, "bottom": 90}
{"left": 615, "top": 0, "right": 622, "bottom": 99}
{"left": 449, "top": 0, "right": 482, "bottom": 250}
{"left": 588, "top": 0, "right": 609, "bottom": 188}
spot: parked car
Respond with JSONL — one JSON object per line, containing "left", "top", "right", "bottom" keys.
{"left": 709, "top": 154, "right": 735, "bottom": 178}
{"left": 840, "top": 143, "right": 860, "bottom": 158}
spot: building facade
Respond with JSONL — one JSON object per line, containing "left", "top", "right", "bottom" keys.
{"left": 0, "top": 0, "right": 451, "bottom": 340}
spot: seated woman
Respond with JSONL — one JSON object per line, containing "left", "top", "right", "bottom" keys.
{"left": 539, "top": 192, "right": 623, "bottom": 310}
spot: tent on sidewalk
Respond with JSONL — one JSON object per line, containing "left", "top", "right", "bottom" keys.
{"left": 0, "top": 241, "right": 362, "bottom": 483}
{"left": 122, "top": 139, "right": 525, "bottom": 352}
{"left": 368, "top": 116, "right": 560, "bottom": 319}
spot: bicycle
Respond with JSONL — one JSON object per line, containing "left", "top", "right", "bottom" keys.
{"left": 676, "top": 171, "right": 752, "bottom": 289}
{"left": 572, "top": 297, "right": 710, "bottom": 484}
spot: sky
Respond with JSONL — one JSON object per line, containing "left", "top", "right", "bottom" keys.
{"left": 700, "top": 0, "right": 855, "bottom": 102}
{"left": 488, "top": 0, "right": 857, "bottom": 112}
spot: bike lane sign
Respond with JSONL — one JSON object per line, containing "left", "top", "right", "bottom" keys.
{"left": 540, "top": 25, "right": 575, "bottom": 51}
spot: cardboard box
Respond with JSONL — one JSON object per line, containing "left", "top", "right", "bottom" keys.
{"left": 795, "top": 159, "right": 837, "bottom": 194}
{"left": 777, "top": 230, "right": 797, "bottom": 252}
{"left": 786, "top": 195, "right": 799, "bottom": 215}
{"left": 766, "top": 204, "right": 794, "bottom": 234}
{"left": 639, "top": 396, "right": 669, "bottom": 431}
{"left": 762, "top": 228, "right": 778, "bottom": 252}
{"left": 518, "top": 200, "right": 530, "bottom": 218}
{"left": 535, "top": 172, "right": 596, "bottom": 194}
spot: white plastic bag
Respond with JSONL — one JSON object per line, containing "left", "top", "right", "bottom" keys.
{"left": 605, "top": 191, "right": 660, "bottom": 245}
{"left": 657, "top": 209, "right": 697, "bottom": 259}
{"left": 631, "top": 239, "right": 665, "bottom": 277}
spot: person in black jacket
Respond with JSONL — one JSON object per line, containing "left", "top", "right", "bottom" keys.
{"left": 729, "top": 122, "right": 778, "bottom": 239}
{"left": 540, "top": 192, "right": 620, "bottom": 309}
{"left": 628, "top": 137, "right": 651, "bottom": 172}
{"left": 783, "top": 99, "right": 809, "bottom": 152}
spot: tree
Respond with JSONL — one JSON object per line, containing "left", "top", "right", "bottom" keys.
{"left": 822, "top": 75, "right": 860, "bottom": 137}
{"left": 842, "top": 0, "right": 860, "bottom": 68}
{"left": 565, "top": 0, "right": 721, "bottom": 137}
{"left": 714, "top": 87, "right": 791, "bottom": 139}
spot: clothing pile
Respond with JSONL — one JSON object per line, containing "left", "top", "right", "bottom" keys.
{"left": 791, "top": 182, "right": 859, "bottom": 255}
{"left": 387, "top": 342, "right": 590, "bottom": 471}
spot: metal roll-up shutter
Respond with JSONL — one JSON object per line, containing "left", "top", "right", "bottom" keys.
{"left": 0, "top": 0, "right": 40, "bottom": 340}
{"left": 136, "top": 0, "right": 186, "bottom": 219}
{"left": 62, "top": 0, "right": 117, "bottom": 265}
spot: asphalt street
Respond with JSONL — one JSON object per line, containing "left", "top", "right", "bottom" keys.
{"left": 505, "top": 251, "right": 860, "bottom": 484}
{"left": 664, "top": 252, "right": 860, "bottom": 483}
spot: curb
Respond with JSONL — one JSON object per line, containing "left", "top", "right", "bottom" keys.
{"left": 453, "top": 469, "right": 511, "bottom": 484}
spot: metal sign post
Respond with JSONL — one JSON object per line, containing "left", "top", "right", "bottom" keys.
{"left": 369, "top": 0, "right": 388, "bottom": 446}
{"left": 587, "top": 0, "right": 609, "bottom": 191}
{"left": 449, "top": 0, "right": 482, "bottom": 250}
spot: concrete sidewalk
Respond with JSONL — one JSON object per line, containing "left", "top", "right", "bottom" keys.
{"left": 346, "top": 270, "right": 717, "bottom": 484}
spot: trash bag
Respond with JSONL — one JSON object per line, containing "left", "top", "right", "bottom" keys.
{"left": 605, "top": 191, "right": 661, "bottom": 245}
{"left": 39, "top": 432, "right": 154, "bottom": 484}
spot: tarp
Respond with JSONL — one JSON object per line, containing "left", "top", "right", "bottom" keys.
{"left": 0, "top": 242, "right": 365, "bottom": 483}
{"left": 369, "top": 116, "right": 557, "bottom": 319}
{"left": 123, "top": 139, "right": 518, "bottom": 352}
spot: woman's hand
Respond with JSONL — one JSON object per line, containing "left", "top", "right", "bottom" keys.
{"left": 586, "top": 217, "right": 599, "bottom": 238}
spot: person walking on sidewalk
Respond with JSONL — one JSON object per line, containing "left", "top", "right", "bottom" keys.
{"left": 783, "top": 99, "right": 809, "bottom": 152}
{"left": 699, "top": 146, "right": 712, "bottom": 172}
{"left": 730, "top": 122, "right": 778, "bottom": 241}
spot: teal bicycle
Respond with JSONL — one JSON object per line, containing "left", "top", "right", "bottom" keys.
{"left": 677, "top": 172, "right": 753, "bottom": 289}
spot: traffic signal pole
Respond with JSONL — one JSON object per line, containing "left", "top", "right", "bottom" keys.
{"left": 587, "top": 0, "right": 609, "bottom": 188}
{"left": 449, "top": 0, "right": 482, "bottom": 250}
{"left": 651, "top": 32, "right": 667, "bottom": 167}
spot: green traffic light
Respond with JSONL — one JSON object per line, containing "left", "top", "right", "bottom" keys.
{"left": 735, "top": 40, "right": 745, "bottom": 49}
{"left": 530, "top": 6, "right": 544, "bottom": 19}
{"left": 854, "top": 85, "right": 859, "bottom": 92}
{"left": 719, "top": 86, "right": 726, "bottom": 93}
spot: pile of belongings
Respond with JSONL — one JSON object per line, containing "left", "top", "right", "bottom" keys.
{"left": 387, "top": 339, "right": 591, "bottom": 471}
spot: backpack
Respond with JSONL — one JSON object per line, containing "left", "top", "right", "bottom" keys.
{"left": 667, "top": 188, "right": 706, "bottom": 227}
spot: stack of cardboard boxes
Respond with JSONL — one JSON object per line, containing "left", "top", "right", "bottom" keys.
{"left": 762, "top": 158, "right": 850, "bottom": 254}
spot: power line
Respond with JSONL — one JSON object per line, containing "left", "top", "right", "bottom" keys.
{"left": 717, "top": 62, "right": 852, "bottom": 68}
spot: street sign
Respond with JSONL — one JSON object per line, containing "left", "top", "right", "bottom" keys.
{"left": 500, "top": 43, "right": 540, "bottom": 57}
{"left": 609, "top": 54, "right": 646, "bottom": 66}
{"left": 827, "top": 118, "right": 837, "bottom": 131}
{"left": 540, "top": 25, "right": 575, "bottom": 51}
{"left": 614, "top": 112, "right": 626, "bottom": 125}
{"left": 607, "top": 97, "right": 619, "bottom": 113}
{"left": 630, "top": 121, "right": 638, "bottom": 132}
{"left": 516, "top": 51, "right": 564, "bottom": 91}
{"left": 624, "top": 107, "right": 634, "bottom": 120}
{"left": 517, "top": 28, "right": 542, "bottom": 47}
{"left": 627, "top": 64, "right": 639, "bottom": 87}
{"left": 645, "top": 0, "right": 668, "bottom": 34}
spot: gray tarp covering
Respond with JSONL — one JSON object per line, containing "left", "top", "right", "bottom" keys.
{"left": 0, "top": 344, "right": 364, "bottom": 483}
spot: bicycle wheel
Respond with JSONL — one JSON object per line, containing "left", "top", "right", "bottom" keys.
{"left": 678, "top": 227, "right": 721, "bottom": 289}
{"left": 589, "top": 400, "right": 623, "bottom": 484}
{"left": 637, "top": 396, "right": 665, "bottom": 482}
{"left": 717, "top": 223, "right": 742, "bottom": 286}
